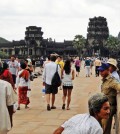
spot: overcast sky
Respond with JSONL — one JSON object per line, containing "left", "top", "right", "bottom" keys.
{"left": 0, "top": 0, "right": 120, "bottom": 42}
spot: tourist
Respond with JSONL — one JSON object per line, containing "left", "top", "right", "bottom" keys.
{"left": 107, "top": 58, "right": 120, "bottom": 82}
{"left": 15, "top": 62, "right": 30, "bottom": 110}
{"left": 94, "top": 57, "right": 101, "bottom": 77}
{"left": 84, "top": 57, "right": 91, "bottom": 77}
{"left": 55, "top": 55, "right": 64, "bottom": 71}
{"left": 98, "top": 63, "right": 120, "bottom": 134}
{"left": 0, "top": 80, "right": 15, "bottom": 134}
{"left": 53, "top": 93, "right": 110, "bottom": 134}
{"left": 8, "top": 55, "right": 19, "bottom": 84}
{"left": 27, "top": 56, "right": 32, "bottom": 66}
{"left": 43, "top": 55, "right": 51, "bottom": 67}
{"left": 42, "top": 54, "right": 60, "bottom": 111}
{"left": 32, "top": 58, "right": 36, "bottom": 72}
{"left": 61, "top": 59, "right": 75, "bottom": 110}
{"left": 0, "top": 62, "right": 14, "bottom": 89}
{"left": 74, "top": 57, "right": 80, "bottom": 77}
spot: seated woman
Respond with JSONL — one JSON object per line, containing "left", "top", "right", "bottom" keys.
{"left": 53, "top": 93, "right": 110, "bottom": 134}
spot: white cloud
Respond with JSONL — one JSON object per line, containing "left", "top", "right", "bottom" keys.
{"left": 0, "top": 0, "right": 120, "bottom": 41}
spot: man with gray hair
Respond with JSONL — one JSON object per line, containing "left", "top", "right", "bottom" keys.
{"left": 53, "top": 93, "right": 110, "bottom": 134}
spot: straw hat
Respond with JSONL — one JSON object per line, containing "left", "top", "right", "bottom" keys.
{"left": 107, "top": 58, "right": 118, "bottom": 69}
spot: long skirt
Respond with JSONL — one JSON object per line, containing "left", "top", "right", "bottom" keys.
{"left": 18, "top": 86, "right": 30, "bottom": 105}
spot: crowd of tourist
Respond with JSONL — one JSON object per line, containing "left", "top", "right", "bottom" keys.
{"left": 0, "top": 54, "right": 120, "bottom": 134}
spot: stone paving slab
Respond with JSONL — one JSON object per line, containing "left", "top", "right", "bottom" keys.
{"left": 8, "top": 66, "right": 115, "bottom": 134}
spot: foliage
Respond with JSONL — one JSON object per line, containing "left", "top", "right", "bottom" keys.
{"left": 106, "top": 35, "right": 120, "bottom": 51}
{"left": 0, "top": 51, "right": 9, "bottom": 58}
{"left": 72, "top": 35, "right": 86, "bottom": 57}
{"left": 0, "top": 37, "right": 10, "bottom": 43}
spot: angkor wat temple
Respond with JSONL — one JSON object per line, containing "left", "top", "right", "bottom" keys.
{"left": 0, "top": 16, "right": 118, "bottom": 58}
{"left": 0, "top": 26, "right": 77, "bottom": 59}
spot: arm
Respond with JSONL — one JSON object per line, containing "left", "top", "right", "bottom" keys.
{"left": 15, "top": 73, "right": 20, "bottom": 88}
{"left": 42, "top": 66, "right": 46, "bottom": 85}
{"left": 53, "top": 126, "right": 64, "bottom": 134}
{"left": 72, "top": 69, "right": 75, "bottom": 80}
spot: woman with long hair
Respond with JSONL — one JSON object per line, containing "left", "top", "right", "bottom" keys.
{"left": 61, "top": 59, "right": 75, "bottom": 110}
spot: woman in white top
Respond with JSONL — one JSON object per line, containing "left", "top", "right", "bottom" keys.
{"left": 61, "top": 59, "right": 75, "bottom": 110}
{"left": 15, "top": 62, "right": 30, "bottom": 110}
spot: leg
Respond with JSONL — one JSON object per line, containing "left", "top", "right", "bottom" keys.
{"left": 62, "top": 89, "right": 67, "bottom": 109}
{"left": 67, "top": 89, "right": 72, "bottom": 110}
{"left": 88, "top": 66, "right": 90, "bottom": 77}
{"left": 46, "top": 94, "right": 51, "bottom": 111}
{"left": 51, "top": 94, "right": 56, "bottom": 109}
{"left": 46, "top": 94, "right": 50, "bottom": 105}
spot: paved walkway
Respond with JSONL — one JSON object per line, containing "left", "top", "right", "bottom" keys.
{"left": 8, "top": 66, "right": 115, "bottom": 134}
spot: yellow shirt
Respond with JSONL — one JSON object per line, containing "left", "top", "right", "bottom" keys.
{"left": 56, "top": 61, "right": 64, "bottom": 70}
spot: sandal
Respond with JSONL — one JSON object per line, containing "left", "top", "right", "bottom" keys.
{"left": 25, "top": 105, "right": 29, "bottom": 109}
{"left": 47, "top": 104, "right": 51, "bottom": 111}
{"left": 17, "top": 107, "right": 20, "bottom": 110}
{"left": 51, "top": 106, "right": 56, "bottom": 109}
{"left": 66, "top": 107, "right": 70, "bottom": 110}
{"left": 62, "top": 104, "right": 65, "bottom": 110}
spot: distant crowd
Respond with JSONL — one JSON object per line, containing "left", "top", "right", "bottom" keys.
{"left": 0, "top": 54, "right": 120, "bottom": 134}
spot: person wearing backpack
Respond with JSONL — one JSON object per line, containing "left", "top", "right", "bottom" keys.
{"left": 42, "top": 54, "right": 61, "bottom": 111}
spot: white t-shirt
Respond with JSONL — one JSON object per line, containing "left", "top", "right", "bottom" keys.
{"left": 8, "top": 61, "right": 19, "bottom": 75}
{"left": 0, "top": 80, "right": 15, "bottom": 134}
{"left": 42, "top": 62, "right": 60, "bottom": 85}
{"left": 61, "top": 113, "right": 103, "bottom": 134}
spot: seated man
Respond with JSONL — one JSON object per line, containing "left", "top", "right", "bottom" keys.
{"left": 53, "top": 93, "right": 110, "bottom": 134}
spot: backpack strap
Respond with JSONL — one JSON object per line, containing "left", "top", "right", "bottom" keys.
{"left": 56, "top": 64, "right": 58, "bottom": 72}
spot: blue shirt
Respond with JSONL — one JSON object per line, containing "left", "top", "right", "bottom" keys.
{"left": 112, "top": 71, "right": 120, "bottom": 82}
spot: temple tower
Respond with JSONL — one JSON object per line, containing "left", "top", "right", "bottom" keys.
{"left": 87, "top": 16, "right": 109, "bottom": 56}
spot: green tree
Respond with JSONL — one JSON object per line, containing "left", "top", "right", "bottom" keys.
{"left": 72, "top": 35, "right": 86, "bottom": 57}
{"left": 106, "top": 35, "right": 120, "bottom": 54}
{"left": 0, "top": 51, "right": 9, "bottom": 59}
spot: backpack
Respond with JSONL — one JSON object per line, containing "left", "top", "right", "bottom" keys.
{"left": 51, "top": 64, "right": 61, "bottom": 87}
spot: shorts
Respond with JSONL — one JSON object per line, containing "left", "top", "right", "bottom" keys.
{"left": 45, "top": 84, "right": 58, "bottom": 94}
{"left": 63, "top": 86, "right": 73, "bottom": 90}
{"left": 75, "top": 66, "right": 80, "bottom": 72}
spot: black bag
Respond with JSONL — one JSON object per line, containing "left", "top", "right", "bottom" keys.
{"left": 51, "top": 64, "right": 61, "bottom": 87}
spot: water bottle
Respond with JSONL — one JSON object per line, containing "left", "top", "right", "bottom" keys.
{"left": 42, "top": 88, "right": 46, "bottom": 97}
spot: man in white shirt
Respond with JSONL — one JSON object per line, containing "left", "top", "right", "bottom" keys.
{"left": 8, "top": 55, "right": 19, "bottom": 84}
{"left": 53, "top": 93, "right": 110, "bottom": 134}
{"left": 42, "top": 54, "right": 60, "bottom": 111}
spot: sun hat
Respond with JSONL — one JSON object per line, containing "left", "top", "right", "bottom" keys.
{"left": 107, "top": 58, "right": 118, "bottom": 69}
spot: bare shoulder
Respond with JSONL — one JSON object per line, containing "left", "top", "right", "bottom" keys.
{"left": 53, "top": 126, "right": 64, "bottom": 134}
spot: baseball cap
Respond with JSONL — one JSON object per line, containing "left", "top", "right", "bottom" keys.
{"left": 98, "top": 63, "right": 109, "bottom": 71}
